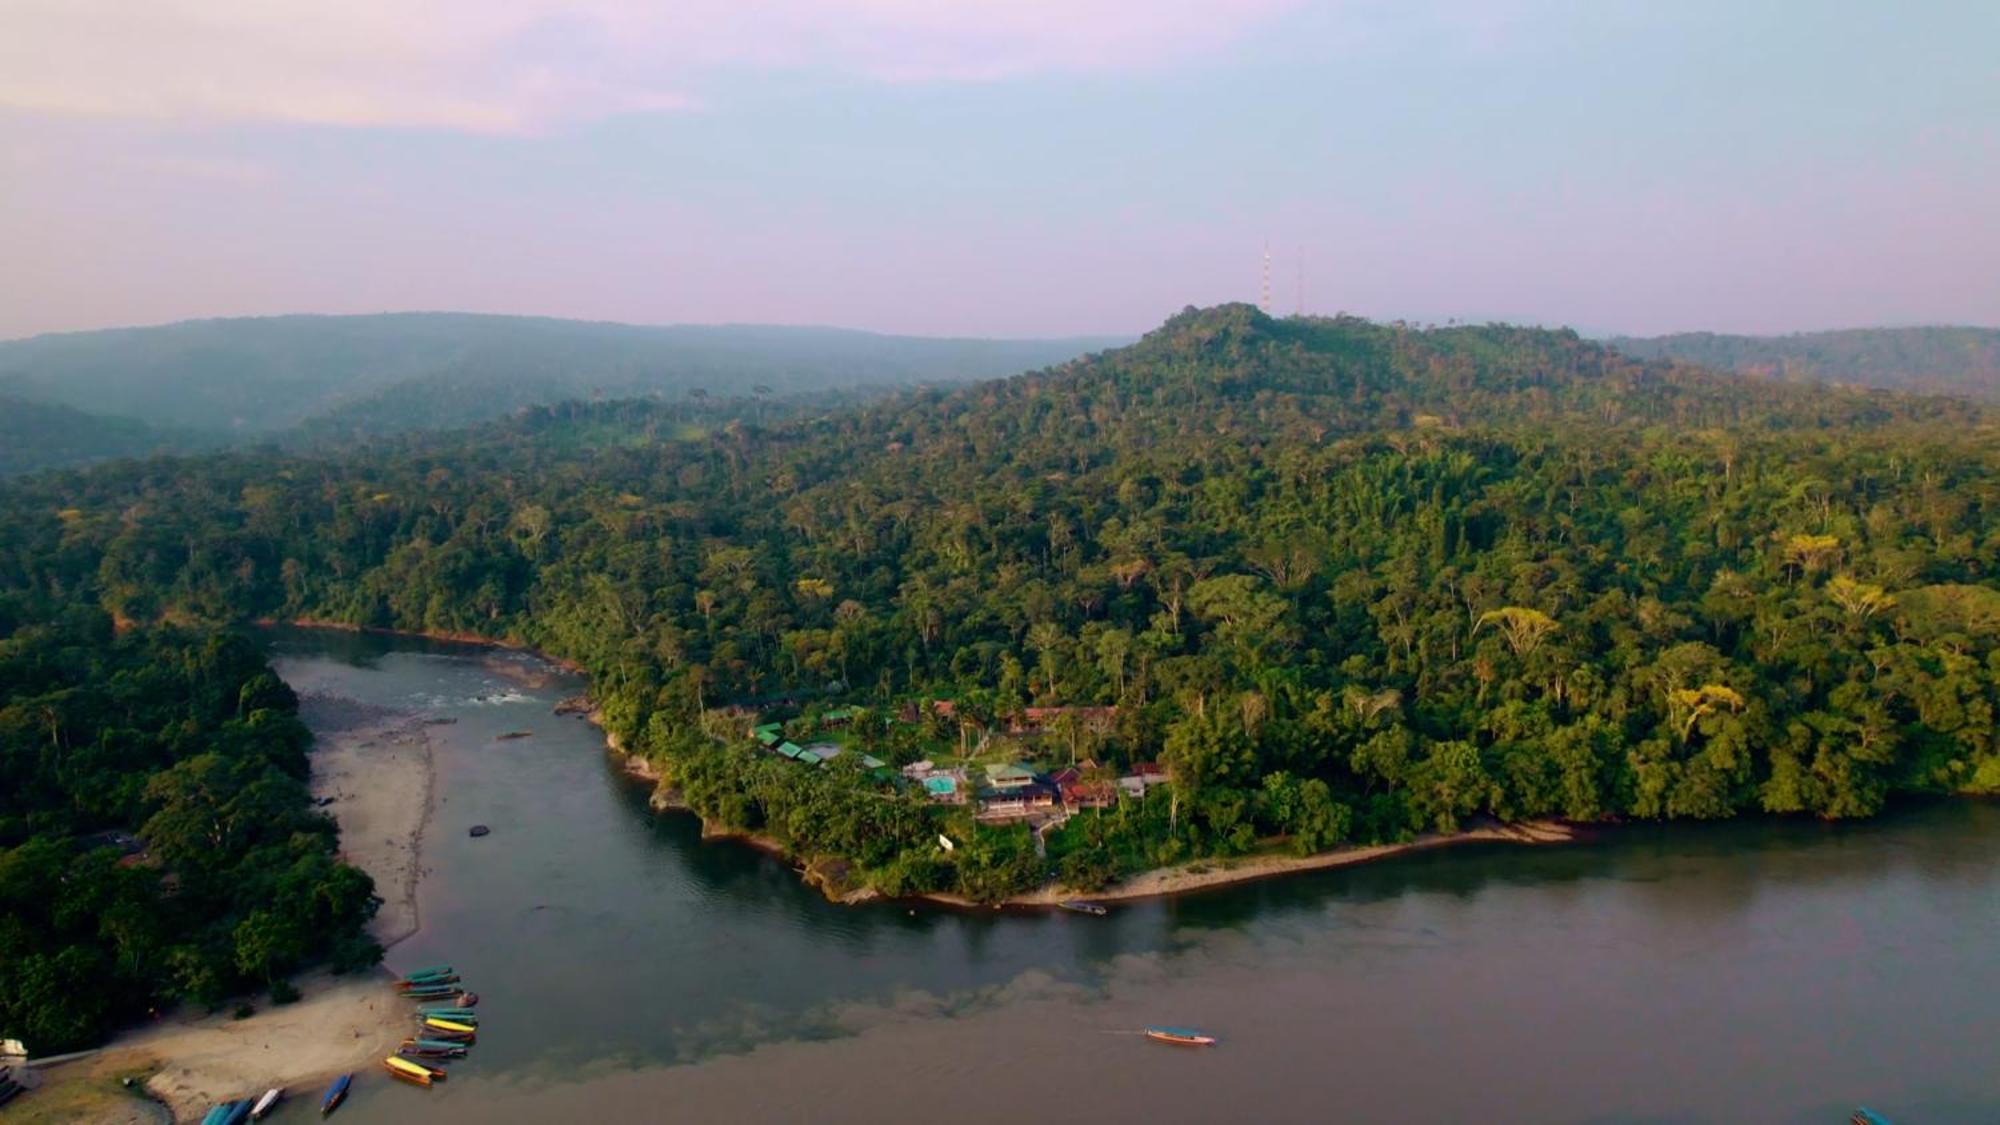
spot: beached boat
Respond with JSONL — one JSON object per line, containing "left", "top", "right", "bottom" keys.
{"left": 1058, "top": 900, "right": 1109, "bottom": 916}
{"left": 415, "top": 1007, "right": 477, "bottom": 1021}
{"left": 397, "top": 975, "right": 460, "bottom": 989}
{"left": 403, "top": 964, "right": 453, "bottom": 980}
{"left": 319, "top": 1073, "right": 353, "bottom": 1116}
{"left": 392, "top": 1054, "right": 450, "bottom": 1078}
{"left": 423, "top": 1017, "right": 477, "bottom": 1034}
{"left": 249, "top": 1088, "right": 282, "bottom": 1120}
{"left": 401, "top": 1039, "right": 469, "bottom": 1057}
{"left": 1852, "top": 1111, "right": 1893, "bottom": 1125}
{"left": 401, "top": 987, "right": 459, "bottom": 999}
{"left": 223, "top": 1099, "right": 255, "bottom": 1125}
{"left": 1143, "top": 1026, "right": 1219, "bottom": 1046}
{"left": 200, "top": 1106, "right": 233, "bottom": 1125}
{"left": 384, "top": 1058, "right": 433, "bottom": 1088}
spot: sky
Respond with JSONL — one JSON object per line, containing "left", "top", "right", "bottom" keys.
{"left": 2, "top": 0, "right": 1996, "bottom": 340}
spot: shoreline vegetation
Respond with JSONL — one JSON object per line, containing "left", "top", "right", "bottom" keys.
{"left": 38, "top": 693, "right": 432, "bottom": 1123}
{"left": 254, "top": 620, "right": 1589, "bottom": 908}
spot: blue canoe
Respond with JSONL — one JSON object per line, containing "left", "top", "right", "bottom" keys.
{"left": 200, "top": 1107, "right": 233, "bottom": 1125}
{"left": 320, "top": 1073, "right": 353, "bottom": 1117}
{"left": 222, "top": 1101, "right": 254, "bottom": 1125}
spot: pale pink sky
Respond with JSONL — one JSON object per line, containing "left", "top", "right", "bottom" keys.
{"left": 3, "top": 0, "right": 1996, "bottom": 339}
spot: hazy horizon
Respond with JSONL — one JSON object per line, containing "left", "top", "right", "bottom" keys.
{"left": 4, "top": 307, "right": 2000, "bottom": 350}
{"left": 5, "top": 1, "right": 1997, "bottom": 340}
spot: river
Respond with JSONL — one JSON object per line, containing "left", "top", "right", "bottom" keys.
{"left": 265, "top": 628, "right": 2000, "bottom": 1124}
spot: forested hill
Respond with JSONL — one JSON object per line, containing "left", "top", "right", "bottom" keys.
{"left": 1609, "top": 326, "right": 2000, "bottom": 400}
{"left": 0, "top": 395, "right": 225, "bottom": 475}
{"left": 856, "top": 306, "right": 1979, "bottom": 466}
{"left": 3, "top": 304, "right": 1997, "bottom": 913}
{"left": 0, "top": 312, "right": 1125, "bottom": 445}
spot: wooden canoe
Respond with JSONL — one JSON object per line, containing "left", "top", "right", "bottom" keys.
{"left": 319, "top": 1074, "right": 352, "bottom": 1116}
{"left": 1143, "top": 1026, "right": 1219, "bottom": 1046}
{"left": 383, "top": 1057, "right": 436, "bottom": 1086}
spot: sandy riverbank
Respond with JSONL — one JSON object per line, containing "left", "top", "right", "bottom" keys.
{"left": 105, "top": 969, "right": 403, "bottom": 1122}
{"left": 299, "top": 693, "right": 437, "bottom": 948}
{"left": 966, "top": 819, "right": 1577, "bottom": 908}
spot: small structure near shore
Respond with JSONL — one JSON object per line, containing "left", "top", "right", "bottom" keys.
{"left": 468, "top": 825, "right": 491, "bottom": 838}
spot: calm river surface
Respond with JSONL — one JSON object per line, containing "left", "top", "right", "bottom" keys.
{"left": 266, "top": 629, "right": 2000, "bottom": 1124}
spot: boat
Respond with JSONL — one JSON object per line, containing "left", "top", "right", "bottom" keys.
{"left": 397, "top": 975, "right": 460, "bottom": 989}
{"left": 383, "top": 1057, "right": 433, "bottom": 1087}
{"left": 1143, "top": 1026, "right": 1219, "bottom": 1046}
{"left": 391, "top": 1054, "right": 449, "bottom": 1079}
{"left": 401, "top": 1039, "right": 469, "bottom": 1058}
{"left": 223, "top": 1100, "right": 255, "bottom": 1125}
{"left": 401, "top": 986, "right": 459, "bottom": 999}
{"left": 458, "top": 991, "right": 479, "bottom": 1006}
{"left": 200, "top": 1106, "right": 233, "bottom": 1125}
{"left": 250, "top": 1088, "right": 282, "bottom": 1120}
{"left": 416, "top": 1004, "right": 477, "bottom": 1016}
{"left": 320, "top": 1073, "right": 353, "bottom": 1116}
{"left": 1852, "top": 1111, "right": 1893, "bottom": 1125}
{"left": 423, "top": 1017, "right": 476, "bottom": 1034}
{"left": 1058, "top": 900, "right": 1109, "bottom": 916}
{"left": 403, "top": 964, "right": 453, "bottom": 979}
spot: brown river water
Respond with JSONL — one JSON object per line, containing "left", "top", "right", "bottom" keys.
{"left": 266, "top": 629, "right": 2000, "bottom": 1125}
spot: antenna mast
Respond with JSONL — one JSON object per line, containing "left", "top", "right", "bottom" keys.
{"left": 1260, "top": 240, "right": 1272, "bottom": 313}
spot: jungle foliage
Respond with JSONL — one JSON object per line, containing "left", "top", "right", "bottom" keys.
{"left": 0, "top": 604, "right": 379, "bottom": 1053}
{"left": 3, "top": 304, "right": 1996, "bottom": 911}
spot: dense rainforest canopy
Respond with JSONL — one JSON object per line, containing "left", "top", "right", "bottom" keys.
{"left": 2, "top": 305, "right": 1996, "bottom": 929}
{"left": 1611, "top": 325, "right": 2000, "bottom": 400}
{"left": 0, "top": 604, "right": 379, "bottom": 1053}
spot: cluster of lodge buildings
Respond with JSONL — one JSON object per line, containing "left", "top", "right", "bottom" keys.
{"left": 750, "top": 721, "right": 890, "bottom": 775}
{"left": 900, "top": 758, "right": 1166, "bottom": 821}
{"left": 743, "top": 700, "right": 1168, "bottom": 822}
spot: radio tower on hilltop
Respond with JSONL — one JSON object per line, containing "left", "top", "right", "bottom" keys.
{"left": 1260, "top": 241, "right": 1272, "bottom": 313}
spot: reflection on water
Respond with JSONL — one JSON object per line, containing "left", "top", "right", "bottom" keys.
{"left": 263, "top": 629, "right": 2000, "bottom": 1124}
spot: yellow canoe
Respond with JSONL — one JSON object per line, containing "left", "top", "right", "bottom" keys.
{"left": 423, "top": 1018, "right": 476, "bottom": 1034}
{"left": 383, "top": 1056, "right": 433, "bottom": 1086}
